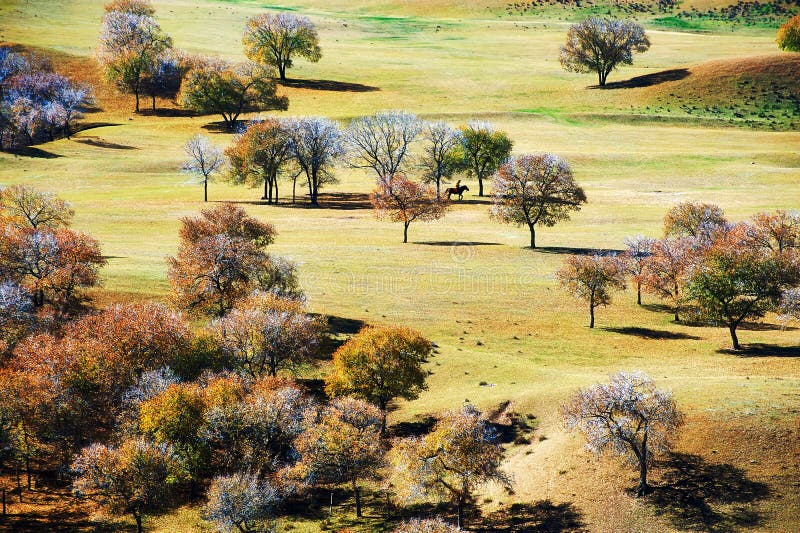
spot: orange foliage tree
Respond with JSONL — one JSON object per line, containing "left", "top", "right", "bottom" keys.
{"left": 371, "top": 174, "right": 449, "bottom": 243}
{"left": 225, "top": 119, "right": 292, "bottom": 204}
{"left": 557, "top": 253, "right": 626, "bottom": 328}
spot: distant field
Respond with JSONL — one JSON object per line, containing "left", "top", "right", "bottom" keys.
{"left": 0, "top": 0, "right": 799, "bottom": 531}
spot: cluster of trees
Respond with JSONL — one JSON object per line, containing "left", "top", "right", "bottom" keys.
{"left": 97, "top": 0, "right": 319, "bottom": 121}
{"left": 558, "top": 202, "right": 800, "bottom": 350}
{"left": 0, "top": 47, "right": 94, "bottom": 150}
{"left": 777, "top": 14, "right": 800, "bottom": 52}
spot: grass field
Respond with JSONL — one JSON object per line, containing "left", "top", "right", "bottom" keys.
{"left": 1, "top": 0, "right": 799, "bottom": 531}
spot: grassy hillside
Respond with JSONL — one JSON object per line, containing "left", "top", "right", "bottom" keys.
{"left": 0, "top": 0, "right": 799, "bottom": 531}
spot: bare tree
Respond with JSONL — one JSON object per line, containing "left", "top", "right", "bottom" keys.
{"left": 181, "top": 134, "right": 224, "bottom": 202}
{"left": 242, "top": 13, "right": 321, "bottom": 80}
{"left": 418, "top": 121, "right": 461, "bottom": 197}
{"left": 490, "top": 154, "right": 587, "bottom": 249}
{"left": 560, "top": 18, "right": 650, "bottom": 86}
{"left": 285, "top": 117, "right": 344, "bottom": 206}
{"left": 345, "top": 111, "right": 421, "bottom": 179}
{"left": 562, "top": 371, "right": 684, "bottom": 496}
{"left": 623, "top": 235, "right": 655, "bottom": 305}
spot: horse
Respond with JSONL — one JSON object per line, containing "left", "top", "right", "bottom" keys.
{"left": 445, "top": 184, "right": 469, "bottom": 200}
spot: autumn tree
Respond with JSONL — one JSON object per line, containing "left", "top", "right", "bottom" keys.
{"left": 371, "top": 173, "right": 449, "bottom": 243}
{"left": 242, "top": 13, "right": 321, "bottom": 80}
{"left": 390, "top": 404, "right": 511, "bottom": 529}
{"left": 72, "top": 437, "right": 186, "bottom": 533}
{"left": 325, "top": 326, "right": 432, "bottom": 433}
{"left": 562, "top": 371, "right": 683, "bottom": 496}
{"left": 212, "top": 292, "right": 324, "bottom": 378}
{"left": 104, "top": 0, "right": 155, "bottom": 16}
{"left": 777, "top": 14, "right": 800, "bottom": 52}
{"left": 393, "top": 518, "right": 460, "bottom": 533}
{"left": 0, "top": 282, "right": 34, "bottom": 354}
{"left": 557, "top": 254, "right": 626, "bottom": 328}
{"left": 663, "top": 201, "right": 727, "bottom": 239}
{"left": 640, "top": 237, "right": 696, "bottom": 322}
{"left": 225, "top": 119, "right": 292, "bottom": 204}
{"left": 181, "top": 134, "right": 225, "bottom": 202}
{"left": 686, "top": 224, "right": 800, "bottom": 350}
{"left": 458, "top": 122, "right": 512, "bottom": 197}
{"left": 178, "top": 60, "right": 288, "bottom": 131}
{"left": 202, "top": 379, "right": 314, "bottom": 476}
{"left": 743, "top": 210, "right": 800, "bottom": 256}
{"left": 167, "top": 204, "right": 295, "bottom": 317}
{"left": 623, "top": 235, "right": 655, "bottom": 305}
{"left": 345, "top": 111, "right": 421, "bottom": 179}
{"left": 96, "top": 10, "right": 173, "bottom": 112}
{"left": 560, "top": 18, "right": 650, "bottom": 86}
{"left": 0, "top": 184, "right": 74, "bottom": 229}
{"left": 419, "top": 121, "right": 462, "bottom": 197}
{"left": 294, "top": 397, "right": 384, "bottom": 517}
{"left": 490, "top": 154, "right": 587, "bottom": 249}
{"left": 778, "top": 288, "right": 800, "bottom": 325}
{"left": 203, "top": 472, "right": 281, "bottom": 533}
{"left": 284, "top": 117, "right": 344, "bottom": 206}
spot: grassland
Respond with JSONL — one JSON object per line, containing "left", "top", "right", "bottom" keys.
{"left": 0, "top": 0, "right": 799, "bottom": 531}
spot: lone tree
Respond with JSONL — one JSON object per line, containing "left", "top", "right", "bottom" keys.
{"left": 623, "top": 235, "right": 655, "bottom": 305}
{"left": 560, "top": 18, "right": 650, "bottom": 86}
{"left": 212, "top": 292, "right": 324, "bottom": 378}
{"left": 458, "top": 122, "right": 512, "bottom": 197}
{"left": 557, "top": 253, "right": 626, "bottom": 328}
{"left": 225, "top": 119, "right": 292, "bottom": 204}
{"left": 181, "top": 135, "right": 225, "bottom": 202}
{"left": 419, "top": 121, "right": 462, "bottom": 197}
{"left": 390, "top": 404, "right": 512, "bottom": 529}
{"left": 202, "top": 472, "right": 281, "bottom": 533}
{"left": 178, "top": 60, "right": 288, "bottom": 131}
{"left": 325, "top": 325, "right": 432, "bottom": 434}
{"left": 562, "top": 371, "right": 684, "bottom": 497}
{"left": 663, "top": 201, "right": 727, "bottom": 239}
{"left": 371, "top": 173, "right": 449, "bottom": 243}
{"left": 96, "top": 10, "right": 173, "bottom": 112}
{"left": 72, "top": 437, "right": 186, "bottom": 533}
{"left": 284, "top": 116, "right": 344, "bottom": 206}
{"left": 490, "top": 154, "right": 587, "bottom": 249}
{"left": 345, "top": 111, "right": 422, "bottom": 179}
{"left": 293, "top": 397, "right": 385, "bottom": 518}
{"left": 686, "top": 224, "right": 800, "bottom": 350}
{"left": 0, "top": 184, "right": 74, "bottom": 229}
{"left": 777, "top": 14, "right": 800, "bottom": 52}
{"left": 242, "top": 13, "right": 321, "bottom": 80}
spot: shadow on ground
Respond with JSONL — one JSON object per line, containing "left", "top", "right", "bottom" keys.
{"left": 649, "top": 453, "right": 770, "bottom": 531}
{"left": 279, "top": 78, "right": 380, "bottom": 92}
{"left": 593, "top": 68, "right": 691, "bottom": 90}
{"left": 76, "top": 137, "right": 138, "bottom": 150}
{"left": 603, "top": 326, "right": 701, "bottom": 340}
{"left": 717, "top": 343, "right": 800, "bottom": 357}
{"left": 474, "top": 500, "right": 585, "bottom": 532}
{"left": 414, "top": 241, "right": 503, "bottom": 247}
{"left": 534, "top": 246, "right": 623, "bottom": 255}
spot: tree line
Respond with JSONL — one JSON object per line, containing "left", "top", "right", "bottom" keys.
{"left": 558, "top": 202, "right": 800, "bottom": 350}
{"left": 0, "top": 187, "right": 693, "bottom": 531}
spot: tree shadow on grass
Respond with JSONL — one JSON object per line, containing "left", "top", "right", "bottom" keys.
{"left": 716, "top": 343, "right": 800, "bottom": 358}
{"left": 76, "top": 137, "right": 138, "bottom": 150}
{"left": 534, "top": 246, "right": 623, "bottom": 256}
{"left": 474, "top": 500, "right": 585, "bottom": 532}
{"left": 592, "top": 68, "right": 690, "bottom": 90}
{"left": 414, "top": 241, "right": 503, "bottom": 247}
{"left": 278, "top": 78, "right": 380, "bottom": 93}
{"left": 389, "top": 414, "right": 438, "bottom": 438}
{"left": 451, "top": 198, "right": 492, "bottom": 206}
{"left": 649, "top": 453, "right": 770, "bottom": 532}
{"left": 136, "top": 107, "right": 196, "bottom": 118}
{"left": 8, "top": 146, "right": 62, "bottom": 159}
{"left": 267, "top": 193, "right": 374, "bottom": 210}
{"left": 603, "top": 326, "right": 702, "bottom": 341}
{"left": 641, "top": 303, "right": 675, "bottom": 314}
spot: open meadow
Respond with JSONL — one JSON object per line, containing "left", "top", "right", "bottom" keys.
{"left": 0, "top": 0, "right": 799, "bottom": 531}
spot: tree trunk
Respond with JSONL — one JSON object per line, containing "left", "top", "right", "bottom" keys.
{"left": 204, "top": 180, "right": 208, "bottom": 202}
{"left": 529, "top": 224, "right": 536, "bottom": 249}
{"left": 278, "top": 62, "right": 286, "bottom": 80}
{"left": 674, "top": 308, "right": 680, "bottom": 322}
{"left": 589, "top": 303, "right": 595, "bottom": 329}
{"left": 152, "top": 94, "right": 156, "bottom": 111}
{"left": 134, "top": 511, "right": 143, "bottom": 533}
{"left": 729, "top": 323, "right": 740, "bottom": 351}
{"left": 274, "top": 176, "right": 279, "bottom": 204}
{"left": 380, "top": 403, "right": 388, "bottom": 436}
{"left": 636, "top": 459, "right": 649, "bottom": 496}
{"left": 457, "top": 495, "right": 465, "bottom": 529}
{"left": 263, "top": 179, "right": 269, "bottom": 201}
{"left": 292, "top": 178, "right": 297, "bottom": 204}
{"left": 134, "top": 88, "right": 140, "bottom": 113}
{"left": 352, "top": 480, "right": 362, "bottom": 518}
{"left": 478, "top": 176, "right": 484, "bottom": 197}
{"left": 637, "top": 282, "right": 642, "bottom": 305}
{"left": 403, "top": 222, "right": 409, "bottom": 243}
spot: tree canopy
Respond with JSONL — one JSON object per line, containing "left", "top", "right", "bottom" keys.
{"left": 242, "top": 13, "right": 322, "bottom": 80}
